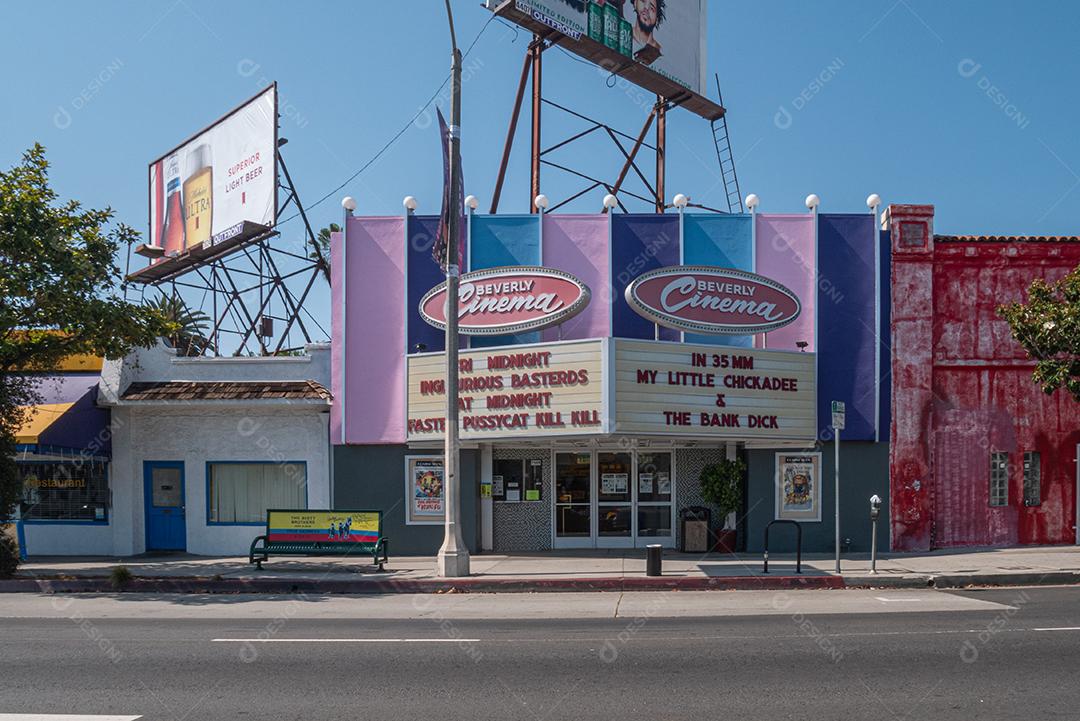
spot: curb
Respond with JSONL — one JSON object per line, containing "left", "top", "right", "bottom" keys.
{"left": 0, "top": 574, "right": 845, "bottom": 595}
{"left": 3, "top": 571, "right": 1078, "bottom": 595}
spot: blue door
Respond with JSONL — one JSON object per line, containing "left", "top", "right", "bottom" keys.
{"left": 144, "top": 462, "right": 186, "bottom": 551}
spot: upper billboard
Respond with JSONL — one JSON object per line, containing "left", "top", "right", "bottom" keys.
{"left": 148, "top": 85, "right": 277, "bottom": 263}
{"left": 490, "top": 0, "right": 715, "bottom": 117}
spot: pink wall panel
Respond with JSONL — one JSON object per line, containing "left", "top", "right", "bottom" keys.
{"left": 540, "top": 215, "right": 611, "bottom": 342}
{"left": 754, "top": 214, "right": 816, "bottom": 351}
{"left": 336, "top": 216, "right": 406, "bottom": 444}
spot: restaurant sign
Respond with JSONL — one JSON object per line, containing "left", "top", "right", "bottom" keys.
{"left": 420, "top": 266, "right": 590, "bottom": 336}
{"left": 624, "top": 266, "right": 801, "bottom": 335}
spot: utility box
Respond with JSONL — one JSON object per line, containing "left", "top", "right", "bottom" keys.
{"left": 681, "top": 506, "right": 711, "bottom": 553}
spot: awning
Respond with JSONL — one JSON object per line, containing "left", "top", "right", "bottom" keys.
{"left": 16, "top": 402, "right": 76, "bottom": 444}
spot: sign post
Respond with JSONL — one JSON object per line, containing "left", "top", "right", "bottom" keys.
{"left": 831, "top": 400, "right": 845, "bottom": 573}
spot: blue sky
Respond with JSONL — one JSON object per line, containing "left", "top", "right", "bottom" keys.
{"left": 2, "top": 1, "right": 1077, "bottom": 339}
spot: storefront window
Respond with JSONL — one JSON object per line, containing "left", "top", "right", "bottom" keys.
{"left": 555, "top": 453, "right": 591, "bottom": 538}
{"left": 492, "top": 458, "right": 542, "bottom": 502}
{"left": 20, "top": 461, "right": 109, "bottom": 521}
{"left": 208, "top": 462, "right": 306, "bottom": 523}
{"left": 1023, "top": 451, "right": 1041, "bottom": 507}
{"left": 989, "top": 452, "right": 1009, "bottom": 507}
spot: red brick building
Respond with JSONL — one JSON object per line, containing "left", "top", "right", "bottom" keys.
{"left": 887, "top": 204, "right": 1080, "bottom": 551}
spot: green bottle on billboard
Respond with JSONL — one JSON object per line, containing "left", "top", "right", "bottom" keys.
{"left": 619, "top": 17, "right": 633, "bottom": 57}
{"left": 602, "top": 3, "right": 620, "bottom": 51}
{"left": 587, "top": 1, "right": 603, "bottom": 43}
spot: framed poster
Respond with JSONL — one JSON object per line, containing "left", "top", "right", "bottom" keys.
{"left": 405, "top": 456, "right": 444, "bottom": 525}
{"left": 775, "top": 453, "right": 821, "bottom": 522}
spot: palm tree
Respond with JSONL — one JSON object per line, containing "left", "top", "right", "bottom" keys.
{"left": 310, "top": 223, "right": 339, "bottom": 285}
{"left": 143, "top": 293, "right": 213, "bottom": 356}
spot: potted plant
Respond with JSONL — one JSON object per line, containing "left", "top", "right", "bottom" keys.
{"left": 699, "top": 458, "right": 744, "bottom": 553}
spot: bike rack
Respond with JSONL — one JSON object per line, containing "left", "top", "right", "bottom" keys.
{"left": 763, "top": 519, "right": 802, "bottom": 574}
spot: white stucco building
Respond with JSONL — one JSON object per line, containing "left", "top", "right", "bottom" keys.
{"left": 22, "top": 342, "right": 332, "bottom": 557}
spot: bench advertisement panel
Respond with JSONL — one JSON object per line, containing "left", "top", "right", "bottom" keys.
{"left": 266, "top": 510, "right": 379, "bottom": 544}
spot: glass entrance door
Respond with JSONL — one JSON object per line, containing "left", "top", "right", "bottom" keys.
{"left": 551, "top": 450, "right": 676, "bottom": 549}
{"left": 596, "top": 452, "right": 633, "bottom": 548}
{"left": 635, "top": 452, "right": 674, "bottom": 548}
{"left": 554, "top": 452, "right": 592, "bottom": 548}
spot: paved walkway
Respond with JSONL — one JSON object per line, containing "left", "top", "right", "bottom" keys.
{"left": 5, "top": 545, "right": 1080, "bottom": 592}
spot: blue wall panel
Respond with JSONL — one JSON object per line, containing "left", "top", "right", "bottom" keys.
{"left": 816, "top": 213, "right": 878, "bottom": 441}
{"left": 682, "top": 214, "right": 754, "bottom": 347}
{"left": 406, "top": 215, "right": 447, "bottom": 354}
{"left": 468, "top": 214, "right": 541, "bottom": 347}
{"left": 611, "top": 214, "right": 681, "bottom": 340}
{"left": 878, "top": 228, "right": 891, "bottom": 441}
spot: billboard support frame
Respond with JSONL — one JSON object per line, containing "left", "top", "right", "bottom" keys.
{"left": 131, "top": 143, "right": 329, "bottom": 357}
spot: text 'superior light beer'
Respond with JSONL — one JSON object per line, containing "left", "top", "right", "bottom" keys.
{"left": 183, "top": 143, "right": 213, "bottom": 247}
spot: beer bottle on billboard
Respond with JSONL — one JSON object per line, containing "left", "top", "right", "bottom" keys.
{"left": 183, "top": 143, "right": 213, "bottom": 248}
{"left": 162, "top": 152, "right": 185, "bottom": 252}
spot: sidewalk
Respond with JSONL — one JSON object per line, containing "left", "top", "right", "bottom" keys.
{"left": 4, "top": 545, "right": 1080, "bottom": 594}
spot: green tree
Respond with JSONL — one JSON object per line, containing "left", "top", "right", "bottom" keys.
{"left": 0, "top": 145, "right": 171, "bottom": 572}
{"left": 998, "top": 265, "right": 1080, "bottom": 401}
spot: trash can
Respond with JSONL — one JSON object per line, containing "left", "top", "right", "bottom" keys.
{"left": 645, "top": 544, "right": 663, "bottom": 576}
{"left": 680, "top": 506, "right": 712, "bottom": 553}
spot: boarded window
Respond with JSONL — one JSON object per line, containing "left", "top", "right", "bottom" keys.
{"left": 989, "top": 452, "right": 1009, "bottom": 507}
{"left": 1023, "top": 451, "right": 1041, "bottom": 507}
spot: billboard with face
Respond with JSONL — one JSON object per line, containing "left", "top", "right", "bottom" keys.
{"left": 619, "top": 0, "right": 706, "bottom": 95}
{"left": 148, "top": 85, "right": 277, "bottom": 260}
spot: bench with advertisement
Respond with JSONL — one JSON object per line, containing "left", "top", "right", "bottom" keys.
{"left": 248, "top": 509, "right": 389, "bottom": 570}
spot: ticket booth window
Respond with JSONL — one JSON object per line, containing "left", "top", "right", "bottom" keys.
{"left": 493, "top": 458, "right": 542, "bottom": 503}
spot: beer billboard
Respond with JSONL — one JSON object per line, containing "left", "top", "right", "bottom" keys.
{"left": 147, "top": 85, "right": 277, "bottom": 262}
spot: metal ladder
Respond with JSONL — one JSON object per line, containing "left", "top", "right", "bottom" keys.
{"left": 710, "top": 74, "right": 744, "bottom": 214}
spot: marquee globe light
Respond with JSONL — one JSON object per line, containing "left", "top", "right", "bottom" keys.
{"left": 602, "top": 193, "right": 618, "bottom": 209}
{"left": 341, "top": 196, "right": 357, "bottom": 212}
{"left": 866, "top": 193, "right": 882, "bottom": 210}
{"left": 534, "top": 194, "right": 549, "bottom": 210}
{"left": 403, "top": 196, "right": 418, "bottom": 212}
{"left": 805, "top": 193, "right": 821, "bottom": 210}
{"left": 745, "top": 193, "right": 759, "bottom": 209}
{"left": 464, "top": 194, "right": 479, "bottom": 210}
{"left": 672, "top": 193, "right": 689, "bottom": 208}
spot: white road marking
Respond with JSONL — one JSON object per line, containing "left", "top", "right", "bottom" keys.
{"left": 1032, "top": 626, "right": 1080, "bottom": 632}
{"left": 875, "top": 596, "right": 924, "bottom": 602}
{"left": 212, "top": 638, "right": 480, "bottom": 643}
{"left": 0, "top": 716, "right": 142, "bottom": 720}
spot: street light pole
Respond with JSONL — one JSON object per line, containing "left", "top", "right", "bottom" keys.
{"left": 436, "top": 0, "right": 470, "bottom": 577}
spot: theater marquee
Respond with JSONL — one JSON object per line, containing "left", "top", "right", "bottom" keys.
{"left": 407, "top": 338, "right": 816, "bottom": 444}
{"left": 613, "top": 339, "right": 816, "bottom": 441}
{"left": 407, "top": 339, "right": 606, "bottom": 442}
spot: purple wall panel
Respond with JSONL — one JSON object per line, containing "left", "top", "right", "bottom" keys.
{"left": 540, "top": 215, "right": 611, "bottom": 342}
{"left": 755, "top": 214, "right": 816, "bottom": 352}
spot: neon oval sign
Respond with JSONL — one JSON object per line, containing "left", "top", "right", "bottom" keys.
{"left": 625, "top": 265, "right": 801, "bottom": 335}
{"left": 420, "top": 266, "right": 591, "bottom": 336}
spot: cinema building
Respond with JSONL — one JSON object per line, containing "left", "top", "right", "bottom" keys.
{"left": 331, "top": 202, "right": 892, "bottom": 554}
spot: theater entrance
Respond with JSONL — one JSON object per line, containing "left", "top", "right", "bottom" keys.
{"left": 552, "top": 450, "right": 675, "bottom": 549}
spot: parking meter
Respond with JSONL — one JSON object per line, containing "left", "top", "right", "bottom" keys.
{"left": 869, "top": 495, "right": 882, "bottom": 573}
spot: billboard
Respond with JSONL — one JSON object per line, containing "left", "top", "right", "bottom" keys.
{"left": 148, "top": 85, "right": 277, "bottom": 260}
{"left": 618, "top": 0, "right": 706, "bottom": 97}
{"left": 491, "top": 1, "right": 708, "bottom": 101}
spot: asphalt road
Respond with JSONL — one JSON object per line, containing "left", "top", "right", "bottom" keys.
{"left": 1, "top": 586, "right": 1079, "bottom": 720}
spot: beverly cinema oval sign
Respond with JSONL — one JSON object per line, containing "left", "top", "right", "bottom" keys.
{"left": 625, "top": 265, "right": 801, "bottom": 335}
{"left": 420, "top": 266, "right": 591, "bottom": 335}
